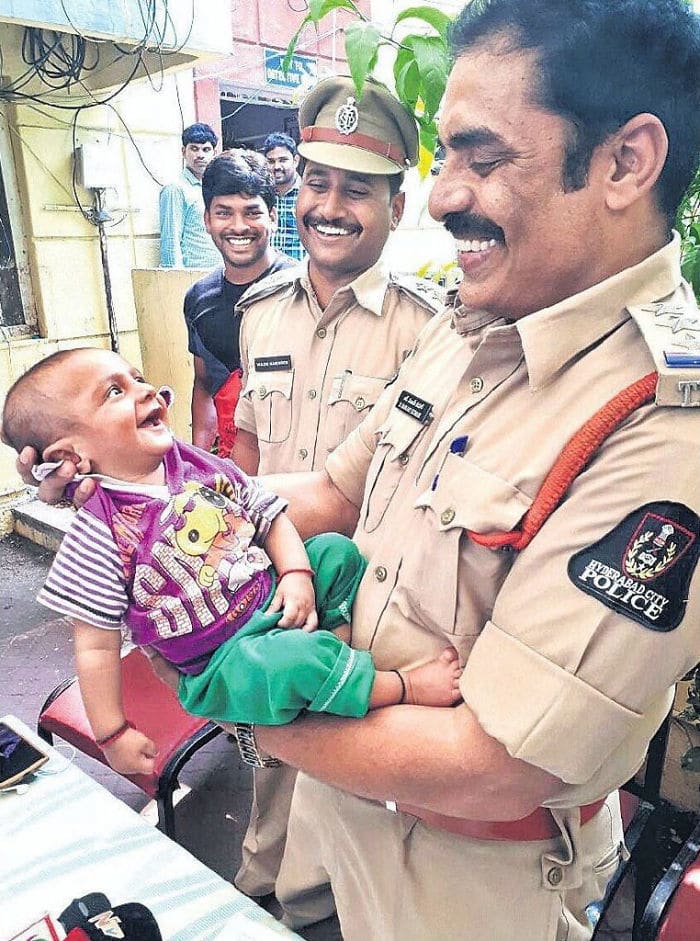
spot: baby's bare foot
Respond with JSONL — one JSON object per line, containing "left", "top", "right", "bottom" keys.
{"left": 402, "top": 648, "right": 462, "bottom": 707}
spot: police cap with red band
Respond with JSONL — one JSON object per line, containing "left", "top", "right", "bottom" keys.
{"left": 297, "top": 75, "right": 419, "bottom": 175}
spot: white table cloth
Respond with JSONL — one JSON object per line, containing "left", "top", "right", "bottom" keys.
{"left": 0, "top": 715, "right": 299, "bottom": 941}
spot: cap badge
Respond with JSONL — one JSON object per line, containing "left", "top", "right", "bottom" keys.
{"left": 335, "top": 96, "right": 359, "bottom": 135}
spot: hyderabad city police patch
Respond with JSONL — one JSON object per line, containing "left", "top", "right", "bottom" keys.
{"left": 567, "top": 502, "right": 700, "bottom": 632}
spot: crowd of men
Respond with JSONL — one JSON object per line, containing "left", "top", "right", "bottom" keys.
{"left": 17, "top": 0, "right": 700, "bottom": 939}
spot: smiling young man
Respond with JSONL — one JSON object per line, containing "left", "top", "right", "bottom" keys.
{"left": 159, "top": 123, "right": 221, "bottom": 270}
{"left": 184, "top": 151, "right": 295, "bottom": 457}
{"left": 228, "top": 76, "right": 442, "bottom": 912}
{"left": 262, "top": 133, "right": 305, "bottom": 262}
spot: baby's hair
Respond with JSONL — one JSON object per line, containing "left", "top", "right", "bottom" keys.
{"left": 1, "top": 348, "right": 88, "bottom": 456}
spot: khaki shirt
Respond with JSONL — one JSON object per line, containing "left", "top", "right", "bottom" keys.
{"left": 327, "top": 234, "right": 700, "bottom": 807}
{"left": 235, "top": 259, "right": 440, "bottom": 474}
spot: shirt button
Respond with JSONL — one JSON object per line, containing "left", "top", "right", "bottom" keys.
{"left": 399, "top": 452, "right": 409, "bottom": 466}
{"left": 355, "top": 396, "right": 366, "bottom": 410}
{"left": 374, "top": 565, "right": 387, "bottom": 582}
{"left": 308, "top": 389, "right": 317, "bottom": 399}
{"left": 470, "top": 377, "right": 484, "bottom": 393}
{"left": 316, "top": 327, "right": 327, "bottom": 339}
{"left": 441, "top": 508, "right": 456, "bottom": 525}
{"left": 258, "top": 385, "right": 267, "bottom": 397}
{"left": 547, "top": 866, "right": 563, "bottom": 886}
{"left": 299, "top": 448, "right": 308, "bottom": 460}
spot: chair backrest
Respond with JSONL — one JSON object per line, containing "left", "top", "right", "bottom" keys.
{"left": 639, "top": 817, "right": 700, "bottom": 941}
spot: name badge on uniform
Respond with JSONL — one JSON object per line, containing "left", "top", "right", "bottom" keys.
{"left": 254, "top": 355, "right": 292, "bottom": 372}
{"left": 395, "top": 390, "right": 433, "bottom": 425}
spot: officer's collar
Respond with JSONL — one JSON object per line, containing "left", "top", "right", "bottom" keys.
{"left": 514, "top": 233, "right": 682, "bottom": 390}
{"left": 301, "top": 257, "right": 389, "bottom": 317}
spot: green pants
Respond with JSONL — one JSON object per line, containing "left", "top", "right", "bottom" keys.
{"left": 178, "top": 533, "right": 374, "bottom": 725}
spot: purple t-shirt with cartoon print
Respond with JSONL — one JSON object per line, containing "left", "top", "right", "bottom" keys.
{"left": 38, "top": 440, "right": 287, "bottom": 674}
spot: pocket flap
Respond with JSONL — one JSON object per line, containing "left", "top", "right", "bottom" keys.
{"left": 328, "top": 373, "right": 388, "bottom": 410}
{"left": 375, "top": 412, "right": 427, "bottom": 463}
{"left": 243, "top": 369, "right": 294, "bottom": 401}
{"left": 417, "top": 454, "right": 532, "bottom": 533}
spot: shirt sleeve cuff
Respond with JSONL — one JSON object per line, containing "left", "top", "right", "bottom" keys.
{"left": 325, "top": 427, "right": 374, "bottom": 510}
{"left": 462, "top": 620, "right": 645, "bottom": 784}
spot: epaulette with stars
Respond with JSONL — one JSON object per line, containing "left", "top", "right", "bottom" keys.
{"left": 628, "top": 288, "right": 700, "bottom": 406}
{"left": 388, "top": 273, "right": 445, "bottom": 315}
{"left": 236, "top": 267, "right": 301, "bottom": 312}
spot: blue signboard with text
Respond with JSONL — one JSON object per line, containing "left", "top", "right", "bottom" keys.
{"left": 264, "top": 49, "right": 317, "bottom": 89}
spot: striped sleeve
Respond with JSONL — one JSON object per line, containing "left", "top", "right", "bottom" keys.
{"left": 232, "top": 469, "right": 288, "bottom": 543}
{"left": 37, "top": 510, "right": 128, "bottom": 630}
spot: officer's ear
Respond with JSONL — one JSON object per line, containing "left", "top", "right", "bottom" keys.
{"left": 390, "top": 191, "right": 405, "bottom": 230}
{"left": 603, "top": 113, "right": 668, "bottom": 212}
{"left": 203, "top": 208, "right": 211, "bottom": 234}
{"left": 269, "top": 205, "right": 278, "bottom": 233}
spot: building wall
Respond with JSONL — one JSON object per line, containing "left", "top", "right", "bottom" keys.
{"left": 0, "top": 68, "right": 199, "bottom": 496}
{"left": 193, "top": 0, "right": 371, "bottom": 134}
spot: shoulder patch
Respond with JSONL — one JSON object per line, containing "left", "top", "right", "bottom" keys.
{"left": 236, "top": 267, "right": 300, "bottom": 311}
{"left": 568, "top": 501, "right": 700, "bottom": 632}
{"left": 628, "top": 291, "right": 700, "bottom": 407}
{"left": 389, "top": 274, "right": 445, "bottom": 314}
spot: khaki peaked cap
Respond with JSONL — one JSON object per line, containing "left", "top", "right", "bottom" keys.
{"left": 297, "top": 75, "right": 419, "bottom": 175}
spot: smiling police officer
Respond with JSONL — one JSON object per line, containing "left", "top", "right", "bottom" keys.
{"left": 230, "top": 76, "right": 443, "bottom": 911}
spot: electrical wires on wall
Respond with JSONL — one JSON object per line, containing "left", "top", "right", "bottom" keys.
{"left": 0, "top": 0, "right": 195, "bottom": 109}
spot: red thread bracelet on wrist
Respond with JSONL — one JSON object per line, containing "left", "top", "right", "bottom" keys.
{"left": 96, "top": 720, "right": 134, "bottom": 748}
{"left": 277, "top": 567, "right": 315, "bottom": 582}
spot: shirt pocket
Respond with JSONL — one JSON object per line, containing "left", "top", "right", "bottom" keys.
{"left": 241, "top": 369, "right": 294, "bottom": 444}
{"left": 400, "top": 455, "right": 532, "bottom": 639}
{"left": 361, "top": 412, "right": 429, "bottom": 533}
{"left": 326, "top": 372, "right": 389, "bottom": 452}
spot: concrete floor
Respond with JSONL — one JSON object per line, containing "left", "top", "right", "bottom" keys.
{"left": 0, "top": 530, "right": 633, "bottom": 940}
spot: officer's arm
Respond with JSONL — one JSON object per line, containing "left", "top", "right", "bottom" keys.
{"left": 231, "top": 428, "right": 259, "bottom": 475}
{"left": 191, "top": 355, "right": 217, "bottom": 450}
{"left": 254, "top": 702, "right": 562, "bottom": 820}
{"left": 261, "top": 470, "right": 360, "bottom": 541}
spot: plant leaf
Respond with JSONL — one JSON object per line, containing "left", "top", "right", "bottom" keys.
{"left": 283, "top": 21, "right": 310, "bottom": 75}
{"left": 408, "top": 35, "right": 450, "bottom": 121}
{"left": 417, "top": 121, "right": 438, "bottom": 178}
{"left": 344, "top": 22, "right": 382, "bottom": 100}
{"left": 395, "top": 5, "right": 453, "bottom": 41}
{"left": 394, "top": 52, "right": 420, "bottom": 112}
{"left": 308, "top": 0, "right": 361, "bottom": 23}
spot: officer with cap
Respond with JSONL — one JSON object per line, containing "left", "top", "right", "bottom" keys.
{"left": 230, "top": 74, "right": 442, "bottom": 909}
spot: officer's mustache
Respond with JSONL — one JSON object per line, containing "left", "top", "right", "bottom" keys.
{"left": 443, "top": 212, "right": 504, "bottom": 243}
{"left": 303, "top": 213, "right": 363, "bottom": 235}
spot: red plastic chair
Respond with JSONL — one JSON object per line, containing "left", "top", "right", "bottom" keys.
{"left": 37, "top": 647, "right": 222, "bottom": 840}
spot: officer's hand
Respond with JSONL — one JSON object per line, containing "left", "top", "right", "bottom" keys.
{"left": 16, "top": 445, "right": 96, "bottom": 507}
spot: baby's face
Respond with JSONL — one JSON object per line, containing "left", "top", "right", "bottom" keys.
{"left": 58, "top": 349, "right": 172, "bottom": 481}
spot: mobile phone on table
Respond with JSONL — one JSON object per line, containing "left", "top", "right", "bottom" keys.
{"left": 0, "top": 722, "right": 48, "bottom": 788}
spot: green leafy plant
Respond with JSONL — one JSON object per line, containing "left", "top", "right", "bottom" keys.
{"left": 286, "top": 2, "right": 700, "bottom": 302}
{"left": 284, "top": 0, "right": 453, "bottom": 176}
{"left": 677, "top": 168, "right": 700, "bottom": 302}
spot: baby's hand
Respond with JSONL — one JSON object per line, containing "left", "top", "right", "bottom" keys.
{"left": 102, "top": 727, "right": 157, "bottom": 775}
{"left": 269, "top": 572, "right": 318, "bottom": 632}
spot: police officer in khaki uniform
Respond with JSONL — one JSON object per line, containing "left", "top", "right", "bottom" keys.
{"left": 243, "top": 2, "right": 700, "bottom": 938}
{"left": 230, "top": 77, "right": 441, "bottom": 903}
{"left": 23, "top": 4, "right": 700, "bottom": 938}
